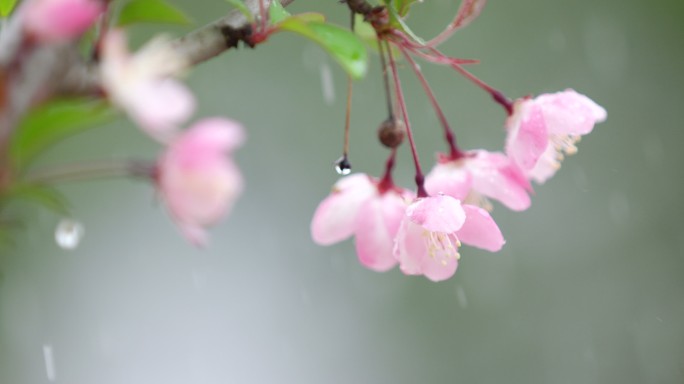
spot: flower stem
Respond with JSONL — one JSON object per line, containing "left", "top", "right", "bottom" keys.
{"left": 386, "top": 41, "right": 427, "bottom": 198}
{"left": 400, "top": 47, "right": 464, "bottom": 160}
{"left": 377, "top": 38, "right": 395, "bottom": 119}
{"left": 22, "top": 159, "right": 155, "bottom": 185}
{"left": 377, "top": 148, "right": 396, "bottom": 193}
{"left": 343, "top": 75, "right": 352, "bottom": 160}
{"left": 441, "top": 54, "right": 513, "bottom": 115}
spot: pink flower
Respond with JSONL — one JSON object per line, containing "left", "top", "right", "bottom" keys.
{"left": 394, "top": 195, "right": 504, "bottom": 282}
{"left": 425, "top": 150, "right": 532, "bottom": 211}
{"left": 101, "top": 30, "right": 195, "bottom": 141}
{"left": 311, "top": 174, "right": 412, "bottom": 272}
{"left": 157, "top": 118, "right": 245, "bottom": 245}
{"left": 22, "top": 0, "right": 103, "bottom": 43}
{"left": 505, "top": 89, "right": 607, "bottom": 183}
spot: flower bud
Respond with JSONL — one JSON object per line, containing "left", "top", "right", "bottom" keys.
{"left": 377, "top": 118, "right": 405, "bottom": 149}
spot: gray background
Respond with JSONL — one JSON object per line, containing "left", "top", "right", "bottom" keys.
{"left": 2, "top": 0, "right": 683, "bottom": 383}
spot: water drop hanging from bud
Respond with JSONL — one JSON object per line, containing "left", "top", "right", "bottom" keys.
{"left": 334, "top": 156, "right": 352, "bottom": 175}
{"left": 55, "top": 219, "right": 84, "bottom": 250}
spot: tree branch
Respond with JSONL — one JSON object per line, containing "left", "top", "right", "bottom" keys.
{"left": 1, "top": 0, "right": 295, "bottom": 186}
{"left": 59, "top": 0, "right": 295, "bottom": 95}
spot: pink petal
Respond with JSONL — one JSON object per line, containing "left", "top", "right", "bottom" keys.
{"left": 180, "top": 118, "right": 246, "bottom": 153}
{"left": 178, "top": 222, "right": 209, "bottom": 247}
{"left": 394, "top": 219, "right": 428, "bottom": 275}
{"left": 424, "top": 161, "right": 472, "bottom": 200}
{"left": 468, "top": 151, "right": 532, "bottom": 211}
{"left": 406, "top": 195, "right": 466, "bottom": 233}
{"left": 536, "top": 89, "right": 607, "bottom": 136}
{"left": 128, "top": 79, "right": 196, "bottom": 142}
{"left": 353, "top": 193, "right": 405, "bottom": 272}
{"left": 158, "top": 122, "right": 246, "bottom": 244}
{"left": 525, "top": 144, "right": 561, "bottom": 184}
{"left": 506, "top": 101, "right": 548, "bottom": 170}
{"left": 23, "top": 0, "right": 103, "bottom": 43}
{"left": 456, "top": 205, "right": 505, "bottom": 252}
{"left": 310, "top": 174, "right": 376, "bottom": 245}
{"left": 421, "top": 253, "right": 458, "bottom": 282}
{"left": 394, "top": 217, "right": 460, "bottom": 282}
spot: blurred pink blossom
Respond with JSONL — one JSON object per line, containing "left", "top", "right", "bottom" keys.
{"left": 425, "top": 150, "right": 532, "bottom": 211}
{"left": 100, "top": 30, "right": 195, "bottom": 141}
{"left": 157, "top": 118, "right": 245, "bottom": 245}
{"left": 394, "top": 195, "right": 504, "bottom": 282}
{"left": 22, "top": 0, "right": 103, "bottom": 43}
{"left": 311, "top": 174, "right": 412, "bottom": 272}
{"left": 505, "top": 89, "right": 607, "bottom": 183}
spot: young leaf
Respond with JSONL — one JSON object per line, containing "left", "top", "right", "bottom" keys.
{"left": 117, "top": 0, "right": 192, "bottom": 27}
{"left": 225, "top": 0, "right": 254, "bottom": 23}
{"left": 0, "top": 0, "right": 18, "bottom": 17}
{"left": 10, "top": 99, "right": 116, "bottom": 170}
{"left": 385, "top": 3, "right": 425, "bottom": 45}
{"left": 269, "top": 0, "right": 290, "bottom": 24}
{"left": 391, "top": 0, "right": 421, "bottom": 17}
{"left": 278, "top": 18, "right": 368, "bottom": 79}
{"left": 3, "top": 185, "right": 71, "bottom": 215}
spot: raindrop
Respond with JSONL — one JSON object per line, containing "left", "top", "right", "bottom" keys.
{"left": 319, "top": 63, "right": 335, "bottom": 105}
{"left": 455, "top": 285, "right": 468, "bottom": 309}
{"left": 334, "top": 156, "right": 352, "bottom": 175}
{"left": 55, "top": 219, "right": 84, "bottom": 250}
{"left": 42, "top": 344, "right": 56, "bottom": 381}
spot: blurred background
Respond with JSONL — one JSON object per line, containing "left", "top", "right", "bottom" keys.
{"left": 2, "top": 0, "right": 684, "bottom": 383}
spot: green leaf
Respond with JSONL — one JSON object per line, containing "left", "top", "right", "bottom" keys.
{"left": 117, "top": 0, "right": 192, "bottom": 27}
{"left": 391, "top": 0, "right": 421, "bottom": 17}
{"left": 225, "top": 0, "right": 254, "bottom": 23}
{"left": 10, "top": 99, "right": 116, "bottom": 169}
{"left": 0, "top": 0, "right": 18, "bottom": 17}
{"left": 278, "top": 19, "right": 368, "bottom": 79}
{"left": 3, "top": 185, "right": 71, "bottom": 215}
{"left": 385, "top": 3, "right": 425, "bottom": 44}
{"left": 269, "top": 0, "right": 290, "bottom": 24}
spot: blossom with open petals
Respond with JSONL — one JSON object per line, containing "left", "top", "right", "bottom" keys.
{"left": 157, "top": 118, "right": 245, "bottom": 245}
{"left": 22, "top": 0, "right": 103, "bottom": 43}
{"left": 425, "top": 150, "right": 532, "bottom": 211}
{"left": 311, "top": 174, "right": 412, "bottom": 272}
{"left": 101, "top": 30, "right": 195, "bottom": 141}
{"left": 394, "top": 195, "right": 504, "bottom": 282}
{"left": 505, "top": 89, "right": 607, "bottom": 183}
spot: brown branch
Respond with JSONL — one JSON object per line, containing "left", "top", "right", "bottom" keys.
{"left": 59, "top": 0, "right": 295, "bottom": 95}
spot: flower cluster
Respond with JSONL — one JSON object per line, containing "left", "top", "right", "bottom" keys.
{"left": 311, "top": 89, "right": 605, "bottom": 282}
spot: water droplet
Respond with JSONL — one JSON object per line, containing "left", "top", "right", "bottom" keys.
{"left": 319, "top": 63, "right": 335, "bottom": 105}
{"left": 455, "top": 285, "right": 468, "bottom": 308}
{"left": 334, "top": 156, "right": 351, "bottom": 175}
{"left": 55, "top": 219, "right": 84, "bottom": 250}
{"left": 43, "top": 344, "right": 56, "bottom": 381}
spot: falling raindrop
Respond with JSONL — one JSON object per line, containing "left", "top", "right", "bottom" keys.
{"left": 334, "top": 156, "right": 352, "bottom": 175}
{"left": 319, "top": 63, "right": 335, "bottom": 105}
{"left": 55, "top": 219, "right": 84, "bottom": 250}
{"left": 455, "top": 285, "right": 468, "bottom": 309}
{"left": 42, "top": 344, "right": 56, "bottom": 381}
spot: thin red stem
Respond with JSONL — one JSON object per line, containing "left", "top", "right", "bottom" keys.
{"left": 377, "top": 38, "right": 395, "bottom": 119}
{"left": 377, "top": 148, "right": 397, "bottom": 193}
{"left": 386, "top": 41, "right": 427, "bottom": 198}
{"left": 400, "top": 47, "right": 463, "bottom": 160}
{"left": 343, "top": 76, "right": 352, "bottom": 157}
